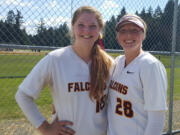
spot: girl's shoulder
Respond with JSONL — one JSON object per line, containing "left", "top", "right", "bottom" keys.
{"left": 115, "top": 55, "right": 125, "bottom": 63}
{"left": 48, "top": 45, "right": 72, "bottom": 57}
{"left": 138, "top": 52, "right": 165, "bottom": 70}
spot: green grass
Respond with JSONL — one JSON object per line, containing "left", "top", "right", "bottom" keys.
{"left": 0, "top": 54, "right": 44, "bottom": 77}
{"left": 0, "top": 52, "right": 179, "bottom": 121}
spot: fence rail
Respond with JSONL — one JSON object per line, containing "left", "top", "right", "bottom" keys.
{"left": 1, "top": 44, "right": 180, "bottom": 55}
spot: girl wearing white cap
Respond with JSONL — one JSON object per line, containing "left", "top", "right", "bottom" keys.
{"left": 107, "top": 14, "right": 167, "bottom": 135}
{"left": 15, "top": 6, "right": 113, "bottom": 135}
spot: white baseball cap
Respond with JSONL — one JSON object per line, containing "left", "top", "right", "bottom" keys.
{"left": 116, "top": 15, "right": 145, "bottom": 32}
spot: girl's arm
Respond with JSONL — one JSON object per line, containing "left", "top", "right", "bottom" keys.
{"left": 144, "top": 111, "right": 166, "bottom": 135}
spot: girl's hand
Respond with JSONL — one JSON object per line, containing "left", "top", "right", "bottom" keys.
{"left": 38, "top": 116, "right": 75, "bottom": 135}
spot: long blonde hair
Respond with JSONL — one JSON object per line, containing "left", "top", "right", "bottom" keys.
{"left": 72, "top": 6, "right": 113, "bottom": 101}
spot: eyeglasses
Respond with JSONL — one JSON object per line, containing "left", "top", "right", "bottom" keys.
{"left": 118, "top": 29, "right": 143, "bottom": 35}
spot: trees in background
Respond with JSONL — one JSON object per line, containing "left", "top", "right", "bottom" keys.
{"left": 0, "top": 0, "right": 179, "bottom": 52}
{"left": 0, "top": 10, "right": 30, "bottom": 45}
{"left": 103, "top": 0, "right": 177, "bottom": 51}
{"left": 33, "top": 21, "right": 70, "bottom": 47}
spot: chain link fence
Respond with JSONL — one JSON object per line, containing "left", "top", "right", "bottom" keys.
{"left": 0, "top": 0, "right": 180, "bottom": 134}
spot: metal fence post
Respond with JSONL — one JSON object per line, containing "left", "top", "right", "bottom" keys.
{"left": 168, "top": 0, "right": 179, "bottom": 134}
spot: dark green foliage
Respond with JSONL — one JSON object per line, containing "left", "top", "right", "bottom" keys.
{"left": 103, "top": 0, "right": 179, "bottom": 51}
{"left": 0, "top": 0, "right": 179, "bottom": 51}
{"left": 0, "top": 10, "right": 29, "bottom": 45}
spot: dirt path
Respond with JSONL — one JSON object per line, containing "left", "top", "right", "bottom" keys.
{"left": 0, "top": 100, "right": 180, "bottom": 135}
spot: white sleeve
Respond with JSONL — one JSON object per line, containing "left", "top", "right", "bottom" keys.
{"left": 140, "top": 61, "right": 168, "bottom": 111}
{"left": 15, "top": 90, "right": 46, "bottom": 128}
{"left": 15, "top": 54, "right": 52, "bottom": 128}
{"left": 144, "top": 111, "right": 166, "bottom": 135}
{"left": 18, "top": 54, "right": 52, "bottom": 100}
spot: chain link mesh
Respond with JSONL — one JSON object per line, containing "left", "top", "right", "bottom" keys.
{"left": 0, "top": 0, "right": 180, "bottom": 134}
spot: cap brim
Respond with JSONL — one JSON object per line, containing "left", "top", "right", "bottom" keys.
{"left": 116, "top": 19, "right": 144, "bottom": 32}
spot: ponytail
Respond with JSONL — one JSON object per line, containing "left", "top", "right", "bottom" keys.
{"left": 89, "top": 36, "right": 113, "bottom": 101}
